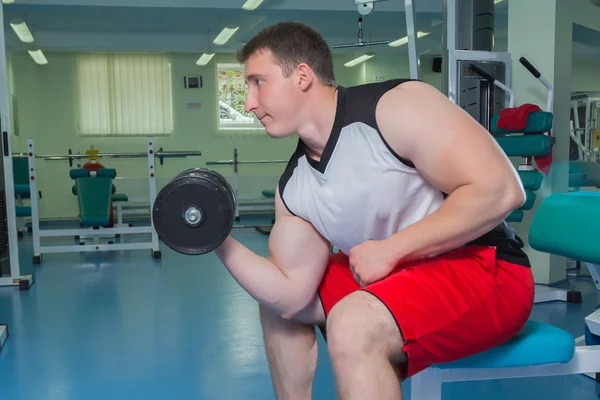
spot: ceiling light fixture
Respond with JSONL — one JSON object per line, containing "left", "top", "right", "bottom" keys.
{"left": 242, "top": 0, "right": 264, "bottom": 10}
{"left": 213, "top": 25, "right": 240, "bottom": 46}
{"left": 196, "top": 53, "right": 215, "bottom": 66}
{"left": 10, "top": 19, "right": 34, "bottom": 43}
{"left": 388, "top": 31, "right": 430, "bottom": 47}
{"left": 28, "top": 49, "right": 48, "bottom": 65}
{"left": 344, "top": 52, "right": 375, "bottom": 68}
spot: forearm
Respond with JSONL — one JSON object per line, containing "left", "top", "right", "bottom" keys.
{"left": 215, "top": 237, "right": 308, "bottom": 317}
{"left": 389, "top": 183, "right": 522, "bottom": 262}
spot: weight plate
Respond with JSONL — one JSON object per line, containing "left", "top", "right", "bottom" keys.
{"left": 153, "top": 170, "right": 235, "bottom": 255}
{"left": 175, "top": 168, "right": 237, "bottom": 210}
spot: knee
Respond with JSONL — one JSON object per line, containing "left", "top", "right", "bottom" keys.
{"left": 326, "top": 299, "right": 383, "bottom": 362}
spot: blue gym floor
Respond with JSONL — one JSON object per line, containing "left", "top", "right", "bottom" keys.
{"left": 1, "top": 215, "right": 599, "bottom": 399}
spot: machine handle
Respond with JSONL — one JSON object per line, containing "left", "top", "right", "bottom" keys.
{"left": 469, "top": 64, "right": 495, "bottom": 83}
{"left": 2, "top": 131, "right": 8, "bottom": 157}
{"left": 519, "top": 57, "right": 541, "bottom": 78}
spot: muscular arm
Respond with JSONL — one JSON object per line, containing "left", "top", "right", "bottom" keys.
{"left": 377, "top": 80, "right": 526, "bottom": 262}
{"left": 215, "top": 188, "right": 331, "bottom": 319}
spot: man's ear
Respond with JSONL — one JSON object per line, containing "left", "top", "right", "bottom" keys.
{"left": 296, "top": 63, "right": 314, "bottom": 91}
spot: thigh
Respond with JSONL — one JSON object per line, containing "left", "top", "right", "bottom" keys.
{"left": 362, "top": 245, "right": 534, "bottom": 378}
{"left": 292, "top": 294, "right": 326, "bottom": 326}
{"left": 317, "top": 252, "right": 361, "bottom": 317}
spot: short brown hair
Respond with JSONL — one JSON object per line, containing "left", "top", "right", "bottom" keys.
{"left": 237, "top": 21, "right": 335, "bottom": 86}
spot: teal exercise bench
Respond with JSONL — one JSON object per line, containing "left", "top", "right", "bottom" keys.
{"left": 71, "top": 168, "right": 116, "bottom": 228}
{"left": 410, "top": 191, "right": 600, "bottom": 399}
{"left": 13, "top": 156, "right": 42, "bottom": 237}
{"left": 569, "top": 160, "right": 600, "bottom": 190}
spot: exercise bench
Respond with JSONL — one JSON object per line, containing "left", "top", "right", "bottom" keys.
{"left": 410, "top": 191, "right": 600, "bottom": 399}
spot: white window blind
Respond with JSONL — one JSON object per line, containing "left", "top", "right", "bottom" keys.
{"left": 217, "top": 63, "right": 263, "bottom": 131}
{"left": 76, "top": 53, "right": 173, "bottom": 136}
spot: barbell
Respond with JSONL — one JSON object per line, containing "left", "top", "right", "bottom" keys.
{"left": 152, "top": 168, "right": 237, "bottom": 255}
{"left": 13, "top": 148, "right": 202, "bottom": 166}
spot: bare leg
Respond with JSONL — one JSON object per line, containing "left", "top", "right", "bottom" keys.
{"left": 326, "top": 291, "right": 407, "bottom": 400}
{"left": 260, "top": 296, "right": 326, "bottom": 400}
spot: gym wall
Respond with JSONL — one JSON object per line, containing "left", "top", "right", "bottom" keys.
{"left": 9, "top": 50, "right": 435, "bottom": 221}
{"left": 571, "top": 57, "right": 600, "bottom": 92}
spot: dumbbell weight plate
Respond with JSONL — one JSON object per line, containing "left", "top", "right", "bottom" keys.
{"left": 153, "top": 169, "right": 236, "bottom": 255}
{"left": 175, "top": 168, "right": 237, "bottom": 208}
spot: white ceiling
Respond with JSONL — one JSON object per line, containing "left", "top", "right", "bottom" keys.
{"left": 1, "top": 0, "right": 599, "bottom": 60}
{"left": 1, "top": 0, "right": 507, "bottom": 56}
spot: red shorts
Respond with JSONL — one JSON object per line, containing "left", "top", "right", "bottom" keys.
{"left": 318, "top": 245, "right": 534, "bottom": 378}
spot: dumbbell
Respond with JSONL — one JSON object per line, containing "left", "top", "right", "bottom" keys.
{"left": 152, "top": 168, "right": 236, "bottom": 255}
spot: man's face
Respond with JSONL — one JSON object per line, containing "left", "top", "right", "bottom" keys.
{"left": 244, "top": 49, "right": 301, "bottom": 138}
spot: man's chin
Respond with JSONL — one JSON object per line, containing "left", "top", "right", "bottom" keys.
{"left": 264, "top": 125, "right": 291, "bottom": 138}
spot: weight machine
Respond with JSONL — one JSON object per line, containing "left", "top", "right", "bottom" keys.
{"left": 206, "top": 148, "right": 287, "bottom": 221}
{"left": 569, "top": 92, "right": 600, "bottom": 191}
{"left": 570, "top": 91, "right": 600, "bottom": 163}
{"left": 13, "top": 138, "right": 202, "bottom": 263}
{"left": 0, "top": 2, "right": 33, "bottom": 292}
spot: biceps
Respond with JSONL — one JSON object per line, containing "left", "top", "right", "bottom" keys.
{"left": 268, "top": 215, "right": 331, "bottom": 297}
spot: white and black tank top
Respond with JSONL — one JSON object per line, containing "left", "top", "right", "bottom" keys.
{"left": 278, "top": 79, "right": 530, "bottom": 267}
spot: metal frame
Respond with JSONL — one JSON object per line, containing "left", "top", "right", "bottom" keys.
{"left": 0, "top": 116, "right": 32, "bottom": 290}
{"left": 534, "top": 285, "right": 580, "bottom": 304}
{"left": 404, "top": 0, "right": 419, "bottom": 79}
{"left": 570, "top": 93, "right": 600, "bottom": 162}
{"left": 27, "top": 138, "right": 161, "bottom": 263}
{"left": 411, "top": 344, "right": 600, "bottom": 400}
{"left": 446, "top": 50, "right": 512, "bottom": 108}
{"left": 0, "top": 324, "right": 7, "bottom": 351}
{"left": 586, "top": 262, "right": 600, "bottom": 291}
{"left": 206, "top": 148, "right": 287, "bottom": 219}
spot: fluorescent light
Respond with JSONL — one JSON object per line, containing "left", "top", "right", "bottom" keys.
{"left": 494, "top": 0, "right": 504, "bottom": 3}
{"left": 3, "top": 0, "right": 16, "bottom": 4}
{"left": 242, "top": 0, "right": 264, "bottom": 10}
{"left": 344, "top": 52, "right": 375, "bottom": 68}
{"left": 196, "top": 53, "right": 215, "bottom": 66}
{"left": 10, "top": 19, "right": 34, "bottom": 43}
{"left": 28, "top": 49, "right": 47, "bottom": 65}
{"left": 388, "top": 31, "right": 430, "bottom": 48}
{"left": 213, "top": 25, "right": 240, "bottom": 46}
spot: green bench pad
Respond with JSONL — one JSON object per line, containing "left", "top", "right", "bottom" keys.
{"left": 14, "top": 184, "right": 30, "bottom": 197}
{"left": 496, "top": 134, "right": 552, "bottom": 157}
{"left": 491, "top": 111, "right": 553, "bottom": 134}
{"left": 75, "top": 177, "right": 113, "bottom": 227}
{"left": 570, "top": 161, "right": 600, "bottom": 188}
{"left": 519, "top": 170, "right": 543, "bottom": 191}
{"left": 506, "top": 209, "right": 524, "bottom": 223}
{"left": 569, "top": 174, "right": 588, "bottom": 188}
{"left": 112, "top": 194, "right": 129, "bottom": 202}
{"left": 70, "top": 168, "right": 117, "bottom": 180}
{"left": 16, "top": 206, "right": 31, "bottom": 217}
{"left": 262, "top": 190, "right": 276, "bottom": 198}
{"left": 529, "top": 191, "right": 600, "bottom": 264}
{"left": 521, "top": 190, "right": 536, "bottom": 211}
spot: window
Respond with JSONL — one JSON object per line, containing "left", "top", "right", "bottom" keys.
{"left": 217, "top": 63, "right": 263, "bottom": 131}
{"left": 75, "top": 53, "right": 173, "bottom": 136}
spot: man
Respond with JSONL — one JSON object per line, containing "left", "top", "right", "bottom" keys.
{"left": 215, "top": 21, "right": 534, "bottom": 399}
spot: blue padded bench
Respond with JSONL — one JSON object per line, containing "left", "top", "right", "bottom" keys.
{"left": 410, "top": 191, "right": 600, "bottom": 400}
{"left": 570, "top": 161, "right": 600, "bottom": 189}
